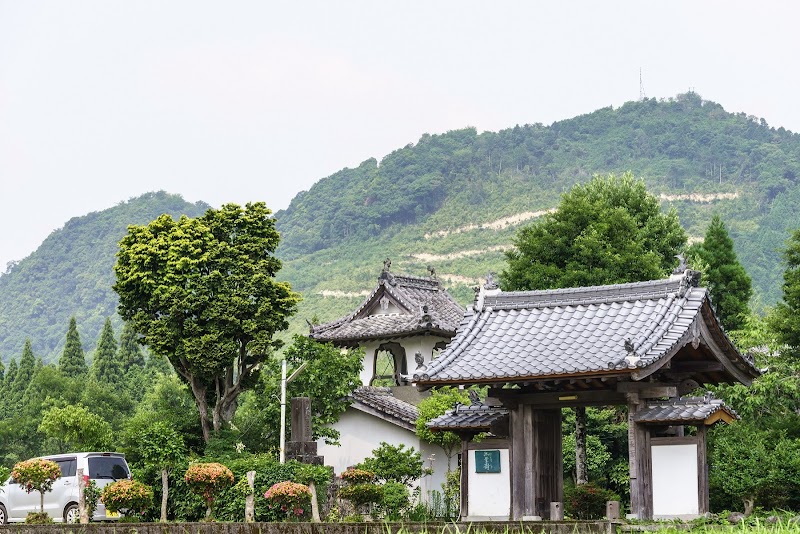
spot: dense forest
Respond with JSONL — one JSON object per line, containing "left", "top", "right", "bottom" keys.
{"left": 0, "top": 192, "right": 209, "bottom": 362}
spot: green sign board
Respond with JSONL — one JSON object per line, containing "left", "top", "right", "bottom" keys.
{"left": 475, "top": 449, "right": 501, "bottom": 473}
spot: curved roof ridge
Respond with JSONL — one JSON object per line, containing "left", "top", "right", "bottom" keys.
{"left": 483, "top": 276, "right": 684, "bottom": 311}
{"left": 415, "top": 308, "right": 486, "bottom": 381}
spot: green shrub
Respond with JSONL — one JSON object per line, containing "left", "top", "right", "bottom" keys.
{"left": 338, "top": 483, "right": 384, "bottom": 508}
{"left": 375, "top": 481, "right": 409, "bottom": 520}
{"left": 564, "top": 482, "right": 618, "bottom": 519}
{"left": 101, "top": 480, "right": 153, "bottom": 516}
{"left": 358, "top": 442, "right": 427, "bottom": 485}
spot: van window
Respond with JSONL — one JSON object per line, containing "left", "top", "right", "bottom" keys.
{"left": 88, "top": 457, "right": 129, "bottom": 480}
{"left": 54, "top": 458, "right": 77, "bottom": 477}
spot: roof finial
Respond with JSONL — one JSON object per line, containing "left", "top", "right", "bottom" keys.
{"left": 427, "top": 265, "right": 436, "bottom": 279}
{"left": 383, "top": 257, "right": 392, "bottom": 273}
{"left": 484, "top": 272, "right": 499, "bottom": 290}
{"left": 672, "top": 253, "right": 688, "bottom": 275}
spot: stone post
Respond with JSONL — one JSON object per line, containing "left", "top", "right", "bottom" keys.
{"left": 245, "top": 471, "right": 255, "bottom": 522}
{"left": 77, "top": 468, "right": 88, "bottom": 524}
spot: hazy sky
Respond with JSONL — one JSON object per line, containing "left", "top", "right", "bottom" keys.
{"left": 2, "top": 1, "right": 799, "bottom": 271}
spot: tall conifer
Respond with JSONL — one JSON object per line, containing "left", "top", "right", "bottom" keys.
{"left": 11, "top": 339, "right": 36, "bottom": 399}
{"left": 4, "top": 358, "right": 18, "bottom": 390}
{"left": 92, "top": 318, "right": 121, "bottom": 384}
{"left": 59, "top": 316, "right": 88, "bottom": 377}
{"left": 690, "top": 215, "right": 752, "bottom": 331}
{"left": 118, "top": 321, "right": 146, "bottom": 373}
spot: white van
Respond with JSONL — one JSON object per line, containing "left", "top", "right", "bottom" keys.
{"left": 0, "top": 452, "right": 131, "bottom": 523}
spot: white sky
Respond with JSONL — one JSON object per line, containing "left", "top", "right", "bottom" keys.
{"left": 2, "top": 1, "right": 799, "bottom": 271}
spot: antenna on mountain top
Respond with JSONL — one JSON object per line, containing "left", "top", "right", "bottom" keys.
{"left": 639, "top": 68, "right": 647, "bottom": 100}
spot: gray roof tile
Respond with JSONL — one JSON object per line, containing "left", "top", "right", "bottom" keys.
{"left": 415, "top": 271, "right": 760, "bottom": 385}
{"left": 427, "top": 403, "right": 509, "bottom": 432}
{"left": 634, "top": 395, "right": 738, "bottom": 425}
{"left": 310, "top": 271, "right": 464, "bottom": 343}
{"left": 349, "top": 387, "right": 419, "bottom": 430}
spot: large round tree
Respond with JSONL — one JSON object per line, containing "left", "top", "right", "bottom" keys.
{"left": 502, "top": 172, "right": 686, "bottom": 291}
{"left": 113, "top": 202, "right": 300, "bottom": 441}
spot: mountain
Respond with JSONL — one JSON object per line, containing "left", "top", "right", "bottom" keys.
{"left": 0, "top": 192, "right": 210, "bottom": 362}
{"left": 2, "top": 93, "right": 799, "bottom": 362}
{"left": 275, "top": 92, "right": 800, "bottom": 331}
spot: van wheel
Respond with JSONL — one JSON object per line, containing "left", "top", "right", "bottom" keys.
{"left": 64, "top": 503, "right": 79, "bottom": 523}
{"left": 0, "top": 503, "right": 7, "bottom": 524}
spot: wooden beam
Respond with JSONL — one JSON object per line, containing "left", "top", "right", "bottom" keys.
{"left": 616, "top": 382, "right": 678, "bottom": 398}
{"left": 491, "top": 389, "right": 627, "bottom": 408}
{"left": 670, "top": 361, "right": 724, "bottom": 373}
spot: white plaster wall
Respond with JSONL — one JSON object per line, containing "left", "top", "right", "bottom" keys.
{"left": 419, "top": 440, "right": 449, "bottom": 498}
{"left": 467, "top": 448, "right": 510, "bottom": 519}
{"left": 317, "top": 408, "right": 448, "bottom": 502}
{"left": 652, "top": 444, "right": 699, "bottom": 517}
{"left": 358, "top": 336, "right": 451, "bottom": 386}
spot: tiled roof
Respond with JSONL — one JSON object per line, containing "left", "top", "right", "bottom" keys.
{"left": 427, "top": 403, "right": 509, "bottom": 432}
{"left": 310, "top": 270, "right": 464, "bottom": 343}
{"left": 634, "top": 395, "right": 738, "bottom": 425}
{"left": 415, "top": 271, "right": 759, "bottom": 385}
{"left": 349, "top": 387, "right": 419, "bottom": 431}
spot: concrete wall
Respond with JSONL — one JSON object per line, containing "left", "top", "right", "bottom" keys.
{"left": 0, "top": 521, "right": 615, "bottom": 534}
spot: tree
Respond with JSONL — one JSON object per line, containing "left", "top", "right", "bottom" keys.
{"left": 92, "top": 318, "right": 121, "bottom": 385}
{"left": 59, "top": 317, "right": 88, "bottom": 378}
{"left": 772, "top": 228, "right": 800, "bottom": 357}
{"left": 117, "top": 321, "right": 146, "bottom": 373}
{"left": 11, "top": 458, "right": 61, "bottom": 515}
{"left": 114, "top": 202, "right": 300, "bottom": 442}
{"left": 415, "top": 386, "right": 470, "bottom": 473}
{"left": 137, "top": 422, "right": 186, "bottom": 522}
{"left": 38, "top": 404, "right": 112, "bottom": 453}
{"left": 10, "top": 339, "right": 36, "bottom": 403}
{"left": 501, "top": 173, "right": 686, "bottom": 491}
{"left": 688, "top": 215, "right": 752, "bottom": 331}
{"left": 235, "top": 335, "right": 363, "bottom": 450}
{"left": 502, "top": 172, "right": 686, "bottom": 290}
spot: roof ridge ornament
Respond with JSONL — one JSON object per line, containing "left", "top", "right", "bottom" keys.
{"left": 427, "top": 265, "right": 437, "bottom": 279}
{"left": 380, "top": 257, "right": 396, "bottom": 285}
{"left": 677, "top": 269, "right": 702, "bottom": 297}
{"left": 672, "top": 253, "right": 688, "bottom": 275}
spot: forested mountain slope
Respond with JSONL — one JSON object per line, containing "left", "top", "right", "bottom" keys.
{"left": 2, "top": 93, "right": 799, "bottom": 362}
{"left": 276, "top": 93, "right": 800, "bottom": 331}
{"left": 0, "top": 192, "right": 209, "bottom": 362}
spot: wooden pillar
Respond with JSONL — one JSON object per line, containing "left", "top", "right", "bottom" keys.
{"left": 509, "top": 403, "right": 563, "bottom": 519}
{"left": 697, "top": 425, "right": 709, "bottom": 514}
{"left": 533, "top": 408, "right": 563, "bottom": 518}
{"left": 509, "top": 403, "right": 534, "bottom": 519}
{"left": 627, "top": 393, "right": 652, "bottom": 519}
{"left": 460, "top": 438, "right": 469, "bottom": 518}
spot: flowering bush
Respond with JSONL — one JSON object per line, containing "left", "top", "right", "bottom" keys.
{"left": 184, "top": 462, "right": 234, "bottom": 519}
{"left": 341, "top": 468, "right": 375, "bottom": 485}
{"left": 264, "top": 481, "right": 311, "bottom": 519}
{"left": 101, "top": 480, "right": 153, "bottom": 516}
{"left": 11, "top": 459, "right": 61, "bottom": 513}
